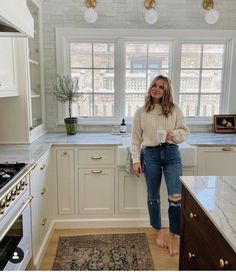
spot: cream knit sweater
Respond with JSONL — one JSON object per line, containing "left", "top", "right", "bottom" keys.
{"left": 131, "top": 103, "right": 190, "bottom": 164}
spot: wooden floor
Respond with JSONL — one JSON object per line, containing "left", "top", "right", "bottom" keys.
{"left": 39, "top": 227, "right": 179, "bottom": 271}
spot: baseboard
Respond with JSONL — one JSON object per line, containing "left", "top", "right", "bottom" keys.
{"left": 53, "top": 218, "right": 168, "bottom": 229}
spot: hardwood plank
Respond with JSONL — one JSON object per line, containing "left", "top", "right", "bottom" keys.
{"left": 39, "top": 227, "right": 179, "bottom": 270}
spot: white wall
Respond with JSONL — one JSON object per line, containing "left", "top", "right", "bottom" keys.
{"left": 42, "top": 0, "right": 236, "bottom": 132}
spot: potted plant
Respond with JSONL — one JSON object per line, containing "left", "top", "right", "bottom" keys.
{"left": 54, "top": 75, "right": 83, "bottom": 135}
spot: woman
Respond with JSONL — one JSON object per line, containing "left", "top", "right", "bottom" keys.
{"left": 131, "top": 75, "right": 189, "bottom": 256}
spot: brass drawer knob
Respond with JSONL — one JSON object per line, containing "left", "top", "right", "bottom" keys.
{"left": 40, "top": 164, "right": 46, "bottom": 170}
{"left": 188, "top": 252, "right": 196, "bottom": 260}
{"left": 41, "top": 187, "right": 47, "bottom": 195}
{"left": 222, "top": 147, "right": 233, "bottom": 151}
{"left": 189, "top": 212, "right": 197, "bottom": 219}
{"left": 219, "top": 259, "right": 229, "bottom": 268}
{"left": 42, "top": 218, "right": 47, "bottom": 226}
{"left": 91, "top": 170, "right": 102, "bottom": 173}
{"left": 91, "top": 156, "right": 102, "bottom": 160}
{"left": 63, "top": 152, "right": 67, "bottom": 155}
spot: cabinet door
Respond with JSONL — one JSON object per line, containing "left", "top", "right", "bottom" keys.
{"left": 118, "top": 172, "right": 147, "bottom": 214}
{"left": 56, "top": 149, "right": 75, "bottom": 214}
{"left": 198, "top": 146, "right": 236, "bottom": 175}
{"left": 0, "top": 37, "right": 17, "bottom": 97}
{"left": 78, "top": 168, "right": 114, "bottom": 214}
{"left": 30, "top": 150, "right": 52, "bottom": 267}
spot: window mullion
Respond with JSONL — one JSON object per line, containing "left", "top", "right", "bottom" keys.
{"left": 198, "top": 44, "right": 204, "bottom": 116}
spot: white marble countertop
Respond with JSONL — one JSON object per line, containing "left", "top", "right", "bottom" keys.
{"left": 181, "top": 176, "right": 236, "bottom": 253}
{"left": 0, "top": 131, "right": 236, "bottom": 164}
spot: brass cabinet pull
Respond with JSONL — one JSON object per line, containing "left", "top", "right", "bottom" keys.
{"left": 219, "top": 259, "right": 229, "bottom": 268}
{"left": 189, "top": 212, "right": 197, "bottom": 219}
{"left": 222, "top": 147, "right": 233, "bottom": 151}
{"left": 42, "top": 217, "right": 47, "bottom": 226}
{"left": 91, "top": 170, "right": 102, "bottom": 173}
{"left": 40, "top": 164, "right": 46, "bottom": 170}
{"left": 91, "top": 156, "right": 102, "bottom": 160}
{"left": 63, "top": 151, "right": 67, "bottom": 155}
{"left": 188, "top": 252, "right": 196, "bottom": 260}
{"left": 41, "top": 187, "right": 47, "bottom": 195}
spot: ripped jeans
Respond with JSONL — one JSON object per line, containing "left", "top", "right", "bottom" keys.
{"left": 141, "top": 143, "right": 182, "bottom": 235}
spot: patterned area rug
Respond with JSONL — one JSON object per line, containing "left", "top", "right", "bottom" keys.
{"left": 52, "top": 233, "right": 154, "bottom": 270}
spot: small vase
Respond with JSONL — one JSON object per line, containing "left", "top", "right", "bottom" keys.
{"left": 64, "top": 117, "right": 78, "bottom": 135}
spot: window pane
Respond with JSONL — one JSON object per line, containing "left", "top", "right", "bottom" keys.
{"left": 71, "top": 43, "right": 92, "bottom": 68}
{"left": 202, "top": 44, "right": 224, "bottom": 68}
{"left": 179, "top": 94, "right": 198, "bottom": 117}
{"left": 199, "top": 94, "right": 220, "bottom": 116}
{"left": 148, "top": 43, "right": 169, "bottom": 68}
{"left": 126, "top": 43, "right": 147, "bottom": 69}
{"left": 94, "top": 43, "right": 114, "bottom": 68}
{"left": 181, "top": 44, "right": 201, "bottom": 68}
{"left": 71, "top": 69, "right": 92, "bottom": 93}
{"left": 94, "top": 94, "right": 114, "bottom": 117}
{"left": 125, "top": 94, "right": 145, "bottom": 117}
{"left": 147, "top": 69, "right": 169, "bottom": 86}
{"left": 126, "top": 69, "right": 147, "bottom": 93}
{"left": 72, "top": 94, "right": 91, "bottom": 117}
{"left": 94, "top": 69, "right": 114, "bottom": 93}
{"left": 201, "top": 70, "right": 222, "bottom": 93}
{"left": 180, "top": 70, "right": 200, "bottom": 93}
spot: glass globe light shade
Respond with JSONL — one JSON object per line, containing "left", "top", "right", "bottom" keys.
{"left": 205, "top": 9, "right": 219, "bottom": 24}
{"left": 145, "top": 9, "right": 158, "bottom": 25}
{"left": 84, "top": 7, "right": 97, "bottom": 24}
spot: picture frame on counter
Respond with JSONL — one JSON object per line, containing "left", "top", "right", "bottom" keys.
{"left": 213, "top": 114, "right": 236, "bottom": 133}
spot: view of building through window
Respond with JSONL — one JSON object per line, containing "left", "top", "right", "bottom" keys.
{"left": 70, "top": 41, "right": 226, "bottom": 119}
{"left": 179, "top": 43, "right": 224, "bottom": 117}
{"left": 71, "top": 42, "right": 115, "bottom": 117}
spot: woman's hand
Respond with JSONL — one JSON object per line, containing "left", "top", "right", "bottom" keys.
{"left": 166, "top": 130, "right": 174, "bottom": 141}
{"left": 133, "top": 162, "right": 142, "bottom": 177}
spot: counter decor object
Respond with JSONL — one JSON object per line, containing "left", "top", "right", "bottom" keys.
{"left": 54, "top": 75, "right": 83, "bottom": 135}
{"left": 120, "top": 118, "right": 127, "bottom": 133}
{"left": 213, "top": 114, "right": 236, "bottom": 133}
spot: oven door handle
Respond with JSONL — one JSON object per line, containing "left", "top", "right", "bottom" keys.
{"left": 0, "top": 196, "right": 33, "bottom": 242}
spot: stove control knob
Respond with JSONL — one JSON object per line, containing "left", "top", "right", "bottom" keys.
{"left": 11, "top": 189, "right": 17, "bottom": 200}
{"left": 6, "top": 194, "right": 12, "bottom": 206}
{"left": 20, "top": 179, "right": 26, "bottom": 186}
{"left": 0, "top": 199, "right": 6, "bottom": 214}
{"left": 16, "top": 184, "right": 21, "bottom": 194}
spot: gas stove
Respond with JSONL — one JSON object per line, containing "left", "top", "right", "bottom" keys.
{"left": 0, "top": 163, "right": 27, "bottom": 190}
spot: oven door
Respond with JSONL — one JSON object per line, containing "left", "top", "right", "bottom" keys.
{"left": 0, "top": 188, "right": 32, "bottom": 271}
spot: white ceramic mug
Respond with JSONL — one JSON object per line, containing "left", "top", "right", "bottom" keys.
{"left": 157, "top": 130, "right": 167, "bottom": 144}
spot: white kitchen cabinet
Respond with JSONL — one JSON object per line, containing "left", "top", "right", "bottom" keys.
{"left": 78, "top": 168, "right": 115, "bottom": 214}
{"left": 0, "top": 0, "right": 46, "bottom": 144}
{"left": 118, "top": 166, "right": 195, "bottom": 226}
{"left": 78, "top": 147, "right": 115, "bottom": 215}
{"left": 30, "top": 149, "right": 54, "bottom": 269}
{"left": 197, "top": 146, "right": 236, "bottom": 175}
{"left": 118, "top": 172, "right": 147, "bottom": 214}
{"left": 56, "top": 149, "right": 75, "bottom": 215}
{"left": 0, "top": 37, "right": 18, "bottom": 97}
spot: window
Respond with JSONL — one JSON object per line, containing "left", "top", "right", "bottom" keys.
{"left": 179, "top": 43, "right": 225, "bottom": 118}
{"left": 125, "top": 42, "right": 170, "bottom": 117}
{"left": 70, "top": 42, "right": 115, "bottom": 117}
{"left": 56, "top": 29, "right": 233, "bottom": 125}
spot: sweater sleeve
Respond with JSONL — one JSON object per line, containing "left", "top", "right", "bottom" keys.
{"left": 172, "top": 105, "right": 190, "bottom": 144}
{"left": 131, "top": 108, "right": 143, "bottom": 164}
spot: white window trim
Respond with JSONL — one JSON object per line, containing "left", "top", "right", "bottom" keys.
{"left": 56, "top": 28, "right": 236, "bottom": 126}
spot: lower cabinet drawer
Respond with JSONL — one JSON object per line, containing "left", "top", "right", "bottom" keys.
{"left": 78, "top": 149, "right": 115, "bottom": 165}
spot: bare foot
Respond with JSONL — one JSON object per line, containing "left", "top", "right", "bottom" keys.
{"left": 168, "top": 232, "right": 179, "bottom": 256}
{"left": 156, "top": 229, "right": 167, "bottom": 248}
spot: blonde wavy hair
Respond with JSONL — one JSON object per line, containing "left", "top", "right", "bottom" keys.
{"left": 144, "top": 75, "right": 174, "bottom": 117}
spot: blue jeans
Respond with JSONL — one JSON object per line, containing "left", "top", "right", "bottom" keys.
{"left": 141, "top": 143, "right": 182, "bottom": 235}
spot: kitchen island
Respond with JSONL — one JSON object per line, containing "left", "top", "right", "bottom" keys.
{"left": 180, "top": 176, "right": 236, "bottom": 270}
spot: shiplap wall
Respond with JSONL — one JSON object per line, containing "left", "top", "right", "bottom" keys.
{"left": 42, "top": 0, "right": 236, "bottom": 132}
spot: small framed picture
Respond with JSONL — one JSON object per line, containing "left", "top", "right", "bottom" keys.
{"left": 213, "top": 114, "right": 236, "bottom": 133}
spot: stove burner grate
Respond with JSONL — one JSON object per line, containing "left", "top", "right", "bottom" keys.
{"left": 0, "top": 163, "right": 26, "bottom": 190}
